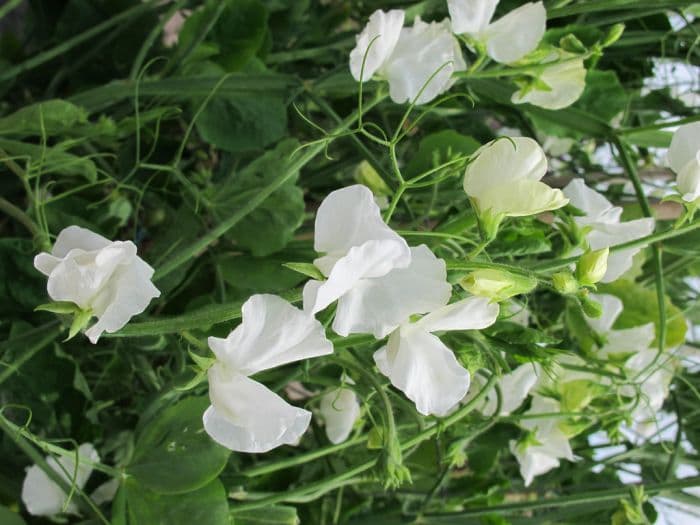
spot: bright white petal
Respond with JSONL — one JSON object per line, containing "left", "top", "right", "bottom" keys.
{"left": 499, "top": 363, "right": 541, "bottom": 415}
{"left": 417, "top": 296, "right": 499, "bottom": 333}
{"left": 586, "top": 293, "right": 623, "bottom": 334}
{"left": 676, "top": 154, "right": 700, "bottom": 202}
{"left": 333, "top": 245, "right": 451, "bottom": 338}
{"left": 563, "top": 179, "right": 621, "bottom": 224}
{"left": 512, "top": 57, "right": 586, "bottom": 110}
{"left": 374, "top": 327, "right": 470, "bottom": 416}
{"left": 585, "top": 218, "right": 654, "bottom": 282}
{"left": 473, "top": 176, "right": 569, "bottom": 217}
{"left": 319, "top": 387, "right": 361, "bottom": 444}
{"left": 510, "top": 439, "right": 560, "bottom": 486}
{"left": 51, "top": 225, "right": 111, "bottom": 257}
{"left": 447, "top": 0, "right": 498, "bottom": 35}
{"left": 602, "top": 323, "right": 655, "bottom": 358}
{"left": 349, "top": 9, "right": 405, "bottom": 81}
{"left": 384, "top": 18, "right": 465, "bottom": 104}
{"left": 205, "top": 369, "right": 310, "bottom": 453}
{"left": 667, "top": 122, "right": 700, "bottom": 175}
{"left": 21, "top": 443, "right": 98, "bottom": 517}
{"left": 207, "top": 294, "right": 332, "bottom": 375}
{"left": 484, "top": 2, "right": 546, "bottom": 64}
{"left": 465, "top": 137, "right": 548, "bottom": 191}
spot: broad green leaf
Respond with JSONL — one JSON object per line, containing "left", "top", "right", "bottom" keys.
{"left": 600, "top": 279, "right": 687, "bottom": 349}
{"left": 123, "top": 478, "right": 229, "bottom": 525}
{"left": 0, "top": 505, "right": 26, "bottom": 525}
{"left": 231, "top": 505, "right": 300, "bottom": 525}
{"left": 574, "top": 70, "right": 628, "bottom": 123}
{"left": 282, "top": 262, "right": 325, "bottom": 281}
{"left": 127, "top": 397, "right": 230, "bottom": 495}
{"left": 405, "top": 130, "right": 480, "bottom": 179}
{"left": 218, "top": 254, "right": 307, "bottom": 291}
{"left": 210, "top": 139, "right": 304, "bottom": 256}
{"left": 0, "top": 99, "right": 87, "bottom": 137}
{"left": 0, "top": 138, "right": 97, "bottom": 182}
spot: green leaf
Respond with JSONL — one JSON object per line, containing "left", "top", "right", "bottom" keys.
{"left": 600, "top": 279, "right": 687, "bottom": 349}
{"left": 66, "top": 308, "right": 93, "bottom": 341}
{"left": 0, "top": 506, "right": 26, "bottom": 525}
{"left": 210, "top": 139, "right": 304, "bottom": 256}
{"left": 0, "top": 138, "right": 97, "bottom": 182}
{"left": 35, "top": 301, "right": 80, "bottom": 314}
{"left": 123, "top": 478, "right": 229, "bottom": 525}
{"left": 231, "top": 505, "right": 300, "bottom": 525}
{"left": 574, "top": 70, "right": 628, "bottom": 123}
{"left": 623, "top": 130, "right": 673, "bottom": 148}
{"left": 405, "top": 130, "right": 480, "bottom": 179}
{"left": 127, "top": 397, "right": 230, "bottom": 495}
{"left": 282, "top": 262, "right": 324, "bottom": 281}
{"left": 0, "top": 99, "right": 87, "bottom": 137}
{"left": 217, "top": 254, "right": 307, "bottom": 292}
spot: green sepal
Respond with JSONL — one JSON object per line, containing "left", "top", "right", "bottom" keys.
{"left": 282, "top": 262, "right": 325, "bottom": 281}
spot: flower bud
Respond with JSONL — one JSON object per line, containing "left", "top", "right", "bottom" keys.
{"left": 552, "top": 272, "right": 579, "bottom": 295}
{"left": 460, "top": 269, "right": 537, "bottom": 302}
{"left": 576, "top": 247, "right": 609, "bottom": 286}
{"left": 579, "top": 293, "right": 603, "bottom": 318}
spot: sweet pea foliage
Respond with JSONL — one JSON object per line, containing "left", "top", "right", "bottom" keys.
{"left": 350, "top": 10, "right": 465, "bottom": 104}
{"left": 667, "top": 121, "right": 700, "bottom": 204}
{"left": 33, "top": 226, "right": 160, "bottom": 343}
{"left": 448, "top": 0, "right": 546, "bottom": 64}
{"left": 563, "top": 179, "right": 655, "bottom": 282}
{"left": 204, "top": 294, "right": 332, "bottom": 452}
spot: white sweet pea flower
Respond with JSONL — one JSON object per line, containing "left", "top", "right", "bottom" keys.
{"left": 374, "top": 296, "right": 499, "bottom": 416}
{"left": 349, "top": 9, "right": 405, "bottom": 81}
{"left": 33, "top": 226, "right": 160, "bottom": 343}
{"left": 463, "top": 137, "right": 568, "bottom": 234}
{"left": 480, "top": 362, "right": 542, "bottom": 416}
{"left": 511, "top": 55, "right": 587, "bottom": 110}
{"left": 21, "top": 443, "right": 98, "bottom": 517}
{"left": 448, "top": 0, "right": 546, "bottom": 64}
{"left": 509, "top": 396, "right": 575, "bottom": 486}
{"left": 563, "top": 179, "right": 655, "bottom": 282}
{"left": 349, "top": 11, "right": 465, "bottom": 104}
{"left": 667, "top": 121, "right": 700, "bottom": 203}
{"left": 319, "top": 383, "right": 361, "bottom": 444}
{"left": 204, "top": 294, "right": 333, "bottom": 453}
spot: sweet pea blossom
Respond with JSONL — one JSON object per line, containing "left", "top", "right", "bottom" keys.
{"left": 350, "top": 11, "right": 465, "bottom": 104}
{"left": 305, "top": 186, "right": 452, "bottom": 338}
{"left": 511, "top": 55, "right": 587, "bottom": 110}
{"left": 319, "top": 383, "right": 361, "bottom": 444}
{"left": 448, "top": 0, "right": 546, "bottom": 64}
{"left": 21, "top": 443, "right": 98, "bottom": 516}
{"left": 463, "top": 137, "right": 568, "bottom": 234}
{"left": 667, "top": 121, "right": 700, "bottom": 203}
{"left": 563, "top": 179, "right": 655, "bottom": 282}
{"left": 509, "top": 396, "right": 575, "bottom": 485}
{"left": 467, "top": 362, "right": 542, "bottom": 416}
{"left": 374, "top": 296, "right": 499, "bottom": 416}
{"left": 33, "top": 226, "right": 160, "bottom": 343}
{"left": 204, "top": 294, "right": 333, "bottom": 453}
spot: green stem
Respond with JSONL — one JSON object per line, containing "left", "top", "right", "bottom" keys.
{"left": 618, "top": 115, "right": 700, "bottom": 135}
{"left": 422, "top": 476, "right": 700, "bottom": 519}
{"left": 548, "top": 0, "right": 692, "bottom": 18}
{"left": 0, "top": 0, "right": 23, "bottom": 21}
{"left": 0, "top": 196, "right": 44, "bottom": 243}
{"left": 154, "top": 93, "right": 387, "bottom": 281}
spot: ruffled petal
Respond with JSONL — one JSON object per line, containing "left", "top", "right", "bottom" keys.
{"left": 498, "top": 363, "right": 541, "bottom": 415}
{"left": 383, "top": 18, "right": 465, "bottom": 104}
{"left": 563, "top": 179, "right": 620, "bottom": 224}
{"left": 205, "top": 370, "right": 311, "bottom": 453}
{"left": 207, "top": 294, "right": 332, "bottom": 375}
{"left": 585, "top": 218, "right": 654, "bottom": 282}
{"left": 21, "top": 443, "right": 98, "bottom": 517}
{"left": 417, "top": 296, "right": 499, "bottom": 333}
{"left": 511, "top": 57, "right": 586, "bottom": 110}
{"left": 374, "top": 327, "right": 470, "bottom": 416}
{"left": 333, "top": 245, "right": 451, "bottom": 338}
{"left": 51, "top": 225, "right": 111, "bottom": 257}
{"left": 676, "top": 153, "right": 700, "bottom": 202}
{"left": 510, "top": 440, "right": 561, "bottom": 486}
{"left": 602, "top": 323, "right": 655, "bottom": 359}
{"left": 473, "top": 177, "right": 569, "bottom": 217}
{"left": 319, "top": 387, "right": 361, "bottom": 444}
{"left": 447, "top": 0, "right": 498, "bottom": 35}
{"left": 483, "top": 2, "right": 546, "bottom": 64}
{"left": 349, "top": 9, "right": 405, "bottom": 81}
{"left": 667, "top": 121, "right": 700, "bottom": 176}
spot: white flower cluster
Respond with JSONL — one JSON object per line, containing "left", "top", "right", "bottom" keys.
{"left": 350, "top": 1, "right": 587, "bottom": 109}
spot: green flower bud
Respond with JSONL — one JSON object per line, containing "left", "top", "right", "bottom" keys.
{"left": 460, "top": 269, "right": 537, "bottom": 302}
{"left": 552, "top": 272, "right": 579, "bottom": 295}
{"left": 576, "top": 247, "right": 609, "bottom": 286}
{"left": 354, "top": 160, "right": 391, "bottom": 197}
{"left": 601, "top": 23, "right": 625, "bottom": 48}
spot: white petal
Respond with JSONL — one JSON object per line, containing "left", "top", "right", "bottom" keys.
{"left": 465, "top": 137, "right": 548, "bottom": 189}
{"left": 563, "top": 179, "right": 620, "bottom": 224}
{"left": 374, "top": 327, "right": 470, "bottom": 416}
{"left": 319, "top": 387, "right": 361, "bottom": 444}
{"left": 602, "top": 323, "right": 655, "bottom": 358}
{"left": 91, "top": 478, "right": 120, "bottom": 505}
{"left": 586, "top": 293, "right": 623, "bottom": 334}
{"left": 667, "top": 122, "right": 700, "bottom": 176}
{"left": 51, "top": 225, "right": 111, "bottom": 257}
{"left": 483, "top": 2, "right": 546, "bottom": 64}
{"left": 512, "top": 57, "right": 586, "bottom": 110}
{"left": 208, "top": 294, "right": 332, "bottom": 375}
{"left": 333, "top": 245, "right": 451, "bottom": 338}
{"left": 676, "top": 153, "right": 700, "bottom": 202}
{"left": 585, "top": 218, "right": 654, "bottom": 282}
{"left": 21, "top": 443, "right": 98, "bottom": 517}
{"left": 447, "top": 0, "right": 498, "bottom": 35}
{"left": 510, "top": 439, "right": 561, "bottom": 486}
{"left": 205, "top": 369, "right": 310, "bottom": 453}
{"left": 349, "top": 9, "right": 405, "bottom": 81}
{"left": 383, "top": 18, "right": 465, "bottom": 104}
{"left": 417, "top": 296, "right": 499, "bottom": 333}
{"left": 498, "top": 363, "right": 541, "bottom": 415}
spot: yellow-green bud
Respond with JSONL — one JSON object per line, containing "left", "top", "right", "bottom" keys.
{"left": 601, "top": 23, "right": 625, "bottom": 48}
{"left": 460, "top": 269, "right": 537, "bottom": 302}
{"left": 354, "top": 160, "right": 391, "bottom": 197}
{"left": 576, "top": 247, "right": 609, "bottom": 286}
{"left": 552, "top": 272, "right": 579, "bottom": 295}
{"left": 579, "top": 293, "right": 603, "bottom": 318}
